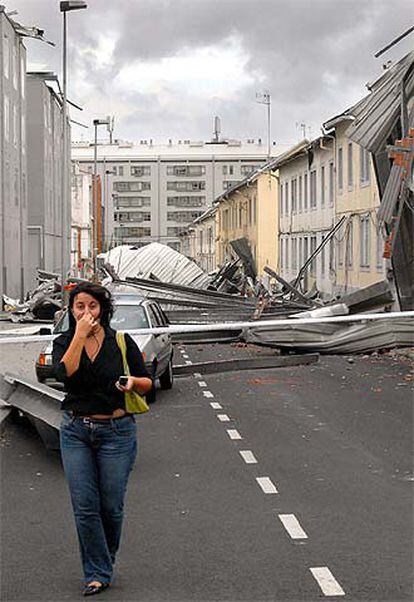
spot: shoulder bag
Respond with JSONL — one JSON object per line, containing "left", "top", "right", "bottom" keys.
{"left": 116, "top": 332, "right": 149, "bottom": 414}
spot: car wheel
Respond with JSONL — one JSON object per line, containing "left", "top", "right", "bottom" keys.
{"left": 159, "top": 357, "right": 173, "bottom": 390}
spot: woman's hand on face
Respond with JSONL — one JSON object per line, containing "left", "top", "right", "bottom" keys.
{"left": 115, "top": 377, "right": 134, "bottom": 392}
{"left": 75, "top": 312, "right": 98, "bottom": 338}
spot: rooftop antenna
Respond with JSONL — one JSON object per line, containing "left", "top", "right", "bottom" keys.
{"left": 213, "top": 116, "right": 221, "bottom": 142}
{"left": 107, "top": 115, "right": 115, "bottom": 144}
{"left": 256, "top": 90, "right": 271, "bottom": 159}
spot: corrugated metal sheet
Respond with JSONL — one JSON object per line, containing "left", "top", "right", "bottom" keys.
{"left": 346, "top": 51, "right": 414, "bottom": 153}
{"left": 245, "top": 317, "right": 414, "bottom": 354}
{"left": 377, "top": 164, "right": 405, "bottom": 224}
{"left": 100, "top": 243, "right": 211, "bottom": 288}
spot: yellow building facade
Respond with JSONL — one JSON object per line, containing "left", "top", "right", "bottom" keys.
{"left": 324, "top": 117, "right": 386, "bottom": 293}
{"left": 216, "top": 166, "right": 279, "bottom": 277}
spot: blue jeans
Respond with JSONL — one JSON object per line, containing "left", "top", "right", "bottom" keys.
{"left": 60, "top": 412, "right": 137, "bottom": 584}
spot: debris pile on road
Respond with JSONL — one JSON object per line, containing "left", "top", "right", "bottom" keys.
{"left": 2, "top": 271, "right": 62, "bottom": 322}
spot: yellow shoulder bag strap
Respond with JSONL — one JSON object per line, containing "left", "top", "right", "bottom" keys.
{"left": 116, "top": 332, "right": 149, "bottom": 414}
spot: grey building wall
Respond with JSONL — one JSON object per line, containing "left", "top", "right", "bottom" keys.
{"left": 26, "top": 74, "right": 70, "bottom": 289}
{"left": 0, "top": 8, "right": 28, "bottom": 301}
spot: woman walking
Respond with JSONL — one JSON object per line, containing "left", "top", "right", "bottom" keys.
{"left": 52, "top": 282, "right": 152, "bottom": 596}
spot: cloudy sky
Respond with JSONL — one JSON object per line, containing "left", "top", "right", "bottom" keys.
{"left": 7, "top": 0, "right": 413, "bottom": 145}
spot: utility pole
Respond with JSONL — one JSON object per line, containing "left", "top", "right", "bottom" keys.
{"left": 256, "top": 90, "right": 271, "bottom": 159}
{"left": 92, "top": 118, "right": 110, "bottom": 278}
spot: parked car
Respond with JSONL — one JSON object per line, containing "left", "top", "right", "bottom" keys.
{"left": 35, "top": 294, "right": 173, "bottom": 397}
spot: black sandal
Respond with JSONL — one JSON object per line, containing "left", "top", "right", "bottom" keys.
{"left": 83, "top": 582, "right": 109, "bottom": 596}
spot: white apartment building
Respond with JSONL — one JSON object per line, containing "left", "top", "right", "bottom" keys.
{"left": 278, "top": 137, "right": 336, "bottom": 297}
{"left": 71, "top": 138, "right": 284, "bottom": 252}
{"left": 0, "top": 7, "right": 28, "bottom": 300}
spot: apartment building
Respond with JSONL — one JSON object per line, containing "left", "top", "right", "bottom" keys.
{"left": 26, "top": 72, "right": 71, "bottom": 289}
{"left": 323, "top": 114, "right": 385, "bottom": 295}
{"left": 215, "top": 161, "right": 281, "bottom": 277}
{"left": 0, "top": 7, "right": 28, "bottom": 300}
{"left": 71, "top": 138, "right": 283, "bottom": 252}
{"left": 180, "top": 206, "right": 217, "bottom": 273}
{"left": 278, "top": 137, "right": 336, "bottom": 296}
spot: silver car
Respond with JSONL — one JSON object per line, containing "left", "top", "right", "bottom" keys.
{"left": 35, "top": 295, "right": 174, "bottom": 396}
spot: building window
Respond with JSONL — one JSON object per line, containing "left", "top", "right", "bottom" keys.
{"left": 338, "top": 147, "right": 343, "bottom": 191}
{"left": 131, "top": 165, "right": 151, "bottom": 177}
{"left": 345, "top": 220, "right": 353, "bottom": 267}
{"left": 253, "top": 196, "right": 257, "bottom": 224}
{"left": 118, "top": 166, "right": 124, "bottom": 176}
{"left": 376, "top": 226, "right": 384, "bottom": 270}
{"left": 321, "top": 235, "right": 326, "bottom": 275}
{"left": 167, "top": 165, "right": 206, "bottom": 177}
{"left": 13, "top": 105, "right": 18, "bottom": 146}
{"left": 114, "top": 196, "right": 151, "bottom": 208}
{"left": 285, "top": 238, "right": 289, "bottom": 270}
{"left": 167, "top": 211, "right": 204, "bottom": 223}
{"left": 321, "top": 166, "right": 325, "bottom": 207}
{"left": 360, "top": 147, "right": 370, "bottom": 184}
{"left": 360, "top": 215, "right": 371, "bottom": 267}
{"left": 280, "top": 238, "right": 284, "bottom": 270}
{"left": 167, "top": 180, "right": 205, "bottom": 191}
{"left": 285, "top": 181, "right": 289, "bottom": 214}
{"left": 291, "top": 178, "right": 297, "bottom": 213}
{"left": 304, "top": 173, "right": 308, "bottom": 211}
{"left": 298, "top": 237, "right": 303, "bottom": 268}
{"left": 12, "top": 45, "right": 18, "bottom": 90}
{"left": 222, "top": 165, "right": 234, "bottom": 176}
{"left": 292, "top": 237, "right": 297, "bottom": 270}
{"left": 114, "top": 211, "right": 151, "bottom": 222}
{"left": 3, "top": 34, "right": 10, "bottom": 79}
{"left": 241, "top": 165, "right": 256, "bottom": 176}
{"left": 223, "top": 180, "right": 239, "bottom": 190}
{"left": 310, "top": 170, "right": 317, "bottom": 209}
{"left": 279, "top": 183, "right": 284, "bottom": 217}
{"left": 114, "top": 226, "right": 151, "bottom": 238}
{"left": 20, "top": 55, "right": 25, "bottom": 98}
{"left": 3, "top": 96, "right": 9, "bottom": 142}
{"left": 167, "top": 196, "right": 204, "bottom": 207}
{"left": 329, "top": 237, "right": 334, "bottom": 272}
{"left": 298, "top": 175, "right": 303, "bottom": 212}
{"left": 310, "top": 236, "right": 317, "bottom": 275}
{"left": 348, "top": 142, "right": 353, "bottom": 188}
{"left": 114, "top": 181, "right": 151, "bottom": 192}
{"left": 329, "top": 161, "right": 334, "bottom": 206}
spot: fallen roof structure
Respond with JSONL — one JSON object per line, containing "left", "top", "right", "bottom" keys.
{"left": 324, "top": 50, "right": 414, "bottom": 311}
{"left": 99, "top": 243, "right": 211, "bottom": 289}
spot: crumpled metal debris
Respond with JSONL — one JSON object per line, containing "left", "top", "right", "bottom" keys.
{"left": 2, "top": 273, "right": 62, "bottom": 322}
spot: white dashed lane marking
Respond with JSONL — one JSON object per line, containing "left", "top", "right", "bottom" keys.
{"left": 310, "top": 567, "right": 345, "bottom": 596}
{"left": 278, "top": 514, "right": 308, "bottom": 539}
{"left": 185, "top": 360, "right": 192, "bottom": 365}
{"left": 227, "top": 429, "right": 242, "bottom": 440}
{"left": 198, "top": 381, "right": 207, "bottom": 387}
{"left": 182, "top": 354, "right": 189, "bottom": 359}
{"left": 239, "top": 450, "right": 258, "bottom": 464}
{"left": 256, "top": 477, "right": 278, "bottom": 494}
{"left": 193, "top": 373, "right": 202, "bottom": 378}
{"left": 203, "top": 391, "right": 214, "bottom": 398}
{"left": 217, "top": 414, "right": 230, "bottom": 422}
{"left": 210, "top": 402, "right": 222, "bottom": 409}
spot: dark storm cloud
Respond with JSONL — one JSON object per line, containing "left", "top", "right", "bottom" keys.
{"left": 6, "top": 0, "right": 414, "bottom": 142}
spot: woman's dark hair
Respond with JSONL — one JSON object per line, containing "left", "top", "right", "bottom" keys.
{"left": 68, "top": 282, "right": 114, "bottom": 330}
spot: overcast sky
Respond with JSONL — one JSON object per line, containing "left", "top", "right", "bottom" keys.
{"left": 7, "top": 0, "right": 414, "bottom": 145}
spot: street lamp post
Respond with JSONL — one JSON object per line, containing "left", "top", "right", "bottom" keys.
{"left": 256, "top": 90, "right": 271, "bottom": 159}
{"left": 92, "top": 118, "right": 110, "bottom": 276}
{"left": 60, "top": 0, "right": 87, "bottom": 302}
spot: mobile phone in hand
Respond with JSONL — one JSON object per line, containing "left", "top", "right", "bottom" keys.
{"left": 118, "top": 376, "right": 128, "bottom": 386}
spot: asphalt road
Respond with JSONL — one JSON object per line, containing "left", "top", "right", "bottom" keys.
{"left": 1, "top": 338, "right": 413, "bottom": 602}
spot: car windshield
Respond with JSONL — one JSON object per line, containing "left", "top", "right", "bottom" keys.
{"left": 55, "top": 304, "right": 149, "bottom": 333}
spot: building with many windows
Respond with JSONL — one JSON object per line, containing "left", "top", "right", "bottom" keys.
{"left": 278, "top": 137, "right": 336, "bottom": 296}
{"left": 179, "top": 206, "right": 217, "bottom": 273}
{"left": 0, "top": 7, "right": 28, "bottom": 300}
{"left": 26, "top": 72, "right": 70, "bottom": 289}
{"left": 71, "top": 138, "right": 286, "bottom": 252}
{"left": 323, "top": 113, "right": 385, "bottom": 295}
